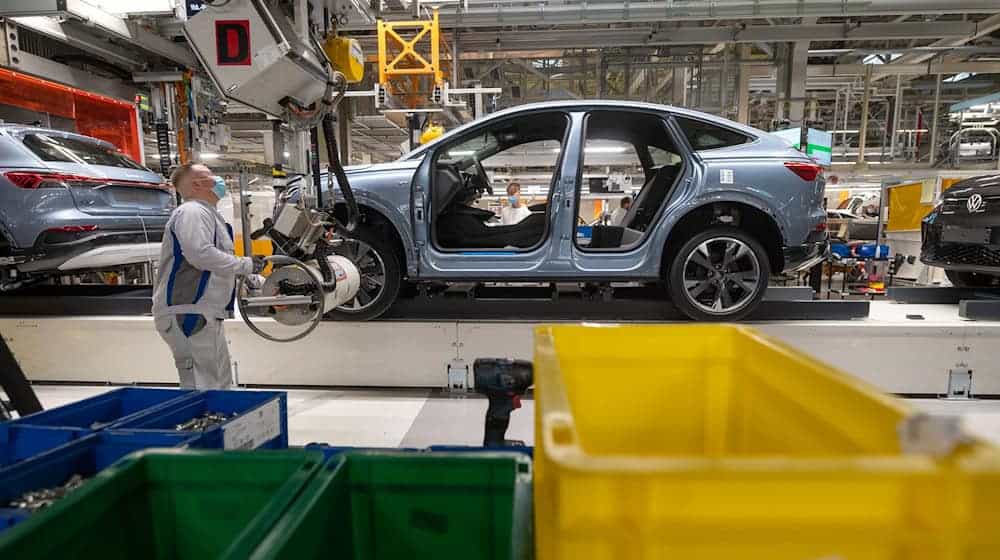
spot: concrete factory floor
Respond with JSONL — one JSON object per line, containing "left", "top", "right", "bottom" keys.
{"left": 28, "top": 384, "right": 1000, "bottom": 448}
{"left": 31, "top": 385, "right": 534, "bottom": 448}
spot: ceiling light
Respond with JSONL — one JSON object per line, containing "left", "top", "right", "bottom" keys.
{"left": 200, "top": 152, "right": 220, "bottom": 159}
{"left": 585, "top": 146, "right": 628, "bottom": 154}
{"left": 448, "top": 150, "right": 475, "bottom": 156}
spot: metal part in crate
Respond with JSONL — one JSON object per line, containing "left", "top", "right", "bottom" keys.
{"left": 175, "top": 412, "right": 236, "bottom": 432}
{"left": 7, "top": 474, "right": 85, "bottom": 513}
{"left": 0, "top": 431, "right": 197, "bottom": 533}
{"left": 113, "top": 390, "right": 289, "bottom": 450}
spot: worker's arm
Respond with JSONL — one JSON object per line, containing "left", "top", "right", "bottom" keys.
{"left": 172, "top": 206, "right": 253, "bottom": 276}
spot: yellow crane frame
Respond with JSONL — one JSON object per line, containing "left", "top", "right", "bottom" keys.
{"left": 376, "top": 9, "right": 444, "bottom": 87}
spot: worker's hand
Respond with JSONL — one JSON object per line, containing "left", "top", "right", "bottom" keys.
{"left": 251, "top": 255, "right": 268, "bottom": 274}
{"left": 244, "top": 274, "right": 266, "bottom": 292}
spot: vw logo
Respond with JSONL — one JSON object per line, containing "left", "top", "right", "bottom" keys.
{"left": 968, "top": 193, "right": 985, "bottom": 213}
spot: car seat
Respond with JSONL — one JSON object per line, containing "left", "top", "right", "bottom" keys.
{"left": 437, "top": 206, "right": 546, "bottom": 249}
{"left": 624, "top": 164, "right": 680, "bottom": 231}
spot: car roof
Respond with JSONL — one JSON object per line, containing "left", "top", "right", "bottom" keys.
{"left": 402, "top": 99, "right": 765, "bottom": 159}
{"left": 0, "top": 123, "right": 117, "bottom": 149}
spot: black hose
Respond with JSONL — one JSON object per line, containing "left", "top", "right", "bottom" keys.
{"left": 321, "top": 112, "right": 359, "bottom": 232}
{"left": 312, "top": 242, "right": 338, "bottom": 291}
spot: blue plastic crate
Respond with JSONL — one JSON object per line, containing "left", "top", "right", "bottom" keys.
{"left": 11, "top": 387, "right": 195, "bottom": 431}
{"left": 114, "top": 390, "right": 288, "bottom": 449}
{"left": 0, "top": 430, "right": 197, "bottom": 532}
{"left": 0, "top": 425, "right": 85, "bottom": 468}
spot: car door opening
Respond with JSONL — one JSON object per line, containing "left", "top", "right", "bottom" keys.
{"left": 431, "top": 111, "right": 569, "bottom": 251}
{"left": 575, "top": 110, "right": 685, "bottom": 251}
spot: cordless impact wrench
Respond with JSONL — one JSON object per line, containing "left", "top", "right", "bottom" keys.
{"left": 473, "top": 358, "right": 533, "bottom": 447}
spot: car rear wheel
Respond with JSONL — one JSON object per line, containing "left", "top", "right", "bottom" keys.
{"left": 667, "top": 227, "right": 770, "bottom": 321}
{"left": 945, "top": 269, "right": 1000, "bottom": 288}
{"left": 326, "top": 226, "right": 401, "bottom": 321}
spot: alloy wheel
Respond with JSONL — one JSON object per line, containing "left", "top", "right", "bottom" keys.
{"left": 337, "top": 239, "right": 387, "bottom": 313}
{"left": 681, "top": 236, "right": 762, "bottom": 315}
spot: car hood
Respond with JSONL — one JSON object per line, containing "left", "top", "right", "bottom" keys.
{"left": 943, "top": 174, "right": 1000, "bottom": 199}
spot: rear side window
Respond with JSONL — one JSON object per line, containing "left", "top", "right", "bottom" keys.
{"left": 648, "top": 145, "right": 682, "bottom": 167}
{"left": 675, "top": 117, "right": 751, "bottom": 151}
{"left": 21, "top": 133, "right": 146, "bottom": 170}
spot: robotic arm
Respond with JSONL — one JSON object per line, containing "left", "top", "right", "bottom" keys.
{"left": 185, "top": 0, "right": 363, "bottom": 341}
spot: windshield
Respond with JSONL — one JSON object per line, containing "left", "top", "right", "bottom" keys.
{"left": 438, "top": 130, "right": 499, "bottom": 167}
{"left": 21, "top": 133, "right": 148, "bottom": 170}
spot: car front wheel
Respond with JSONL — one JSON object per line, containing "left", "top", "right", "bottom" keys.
{"left": 667, "top": 227, "right": 770, "bottom": 321}
{"left": 326, "top": 226, "right": 402, "bottom": 321}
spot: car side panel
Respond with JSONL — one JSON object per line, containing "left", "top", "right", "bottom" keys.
{"left": 698, "top": 156, "right": 794, "bottom": 239}
{"left": 699, "top": 139, "right": 824, "bottom": 247}
{"left": 631, "top": 160, "right": 787, "bottom": 278}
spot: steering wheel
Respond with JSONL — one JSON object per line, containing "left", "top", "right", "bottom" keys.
{"left": 473, "top": 157, "right": 493, "bottom": 195}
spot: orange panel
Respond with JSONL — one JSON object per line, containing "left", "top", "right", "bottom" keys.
{"left": 74, "top": 94, "right": 141, "bottom": 162}
{"left": 0, "top": 69, "right": 141, "bottom": 161}
{"left": 0, "top": 69, "right": 75, "bottom": 118}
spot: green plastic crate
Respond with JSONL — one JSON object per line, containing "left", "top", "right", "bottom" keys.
{"left": 246, "top": 451, "right": 534, "bottom": 560}
{"left": 0, "top": 449, "right": 323, "bottom": 559}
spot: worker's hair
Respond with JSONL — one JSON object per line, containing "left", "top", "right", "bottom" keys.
{"left": 169, "top": 163, "right": 204, "bottom": 190}
{"left": 621, "top": 196, "right": 632, "bottom": 207}
{"left": 507, "top": 182, "right": 521, "bottom": 195}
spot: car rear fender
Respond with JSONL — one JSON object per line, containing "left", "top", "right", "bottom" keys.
{"left": 657, "top": 192, "right": 788, "bottom": 274}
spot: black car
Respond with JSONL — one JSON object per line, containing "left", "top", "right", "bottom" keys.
{"left": 921, "top": 173, "right": 1000, "bottom": 287}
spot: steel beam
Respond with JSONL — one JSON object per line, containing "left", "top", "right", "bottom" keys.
{"left": 785, "top": 40, "right": 809, "bottom": 127}
{"left": 672, "top": 66, "right": 688, "bottom": 107}
{"left": 10, "top": 16, "right": 142, "bottom": 69}
{"left": 0, "top": 20, "right": 14, "bottom": 67}
{"left": 11, "top": 2, "right": 196, "bottom": 68}
{"left": 929, "top": 74, "right": 942, "bottom": 166}
{"left": 857, "top": 65, "right": 873, "bottom": 167}
{"left": 343, "top": 3, "right": 1000, "bottom": 29}
{"left": 3, "top": 50, "right": 137, "bottom": 100}
{"left": 736, "top": 44, "right": 751, "bottom": 123}
{"left": 132, "top": 71, "right": 185, "bottom": 83}
{"left": 890, "top": 13, "right": 1000, "bottom": 67}
{"left": 353, "top": 21, "right": 982, "bottom": 52}
{"left": 121, "top": 21, "right": 197, "bottom": 68}
{"left": 889, "top": 76, "right": 903, "bottom": 159}
{"left": 810, "top": 62, "right": 1000, "bottom": 77}
{"left": 338, "top": 99, "right": 352, "bottom": 164}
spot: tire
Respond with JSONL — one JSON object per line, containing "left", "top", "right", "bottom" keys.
{"left": 945, "top": 269, "right": 1000, "bottom": 288}
{"left": 326, "top": 226, "right": 402, "bottom": 321}
{"left": 667, "top": 227, "right": 771, "bottom": 322}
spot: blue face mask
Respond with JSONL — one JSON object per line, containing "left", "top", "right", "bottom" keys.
{"left": 211, "top": 176, "right": 227, "bottom": 200}
{"left": 508, "top": 196, "right": 518, "bottom": 205}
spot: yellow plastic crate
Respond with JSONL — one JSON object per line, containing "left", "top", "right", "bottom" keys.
{"left": 534, "top": 324, "right": 1000, "bottom": 560}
